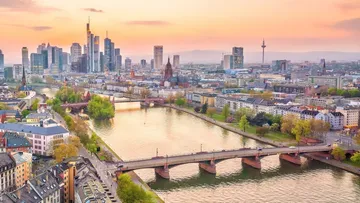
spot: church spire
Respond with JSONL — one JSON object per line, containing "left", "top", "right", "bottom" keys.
{"left": 21, "top": 65, "right": 26, "bottom": 87}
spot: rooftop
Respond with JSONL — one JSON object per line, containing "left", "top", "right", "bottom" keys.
{"left": 0, "top": 123, "right": 69, "bottom": 136}
{"left": 0, "top": 153, "right": 16, "bottom": 168}
{"left": 3, "top": 132, "right": 32, "bottom": 148}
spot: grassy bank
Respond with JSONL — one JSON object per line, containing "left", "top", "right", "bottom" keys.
{"left": 205, "top": 112, "right": 295, "bottom": 143}
{"left": 343, "top": 160, "right": 360, "bottom": 168}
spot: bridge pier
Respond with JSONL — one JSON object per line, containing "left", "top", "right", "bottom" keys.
{"left": 279, "top": 153, "right": 301, "bottom": 165}
{"left": 242, "top": 157, "right": 261, "bottom": 169}
{"left": 155, "top": 165, "right": 170, "bottom": 179}
{"left": 199, "top": 160, "right": 216, "bottom": 174}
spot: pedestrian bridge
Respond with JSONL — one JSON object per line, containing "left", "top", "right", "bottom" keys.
{"left": 115, "top": 145, "right": 332, "bottom": 179}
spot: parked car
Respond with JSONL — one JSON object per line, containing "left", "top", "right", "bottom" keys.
{"left": 289, "top": 146, "right": 296, "bottom": 149}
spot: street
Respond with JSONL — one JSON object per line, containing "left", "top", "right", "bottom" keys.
{"left": 78, "top": 147, "right": 120, "bottom": 202}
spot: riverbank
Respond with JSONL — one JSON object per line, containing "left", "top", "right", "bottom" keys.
{"left": 165, "top": 104, "right": 360, "bottom": 176}
{"left": 87, "top": 123, "right": 165, "bottom": 203}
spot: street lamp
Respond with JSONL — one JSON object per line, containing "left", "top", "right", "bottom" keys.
{"left": 156, "top": 148, "right": 158, "bottom": 157}
{"left": 200, "top": 144, "right": 203, "bottom": 152}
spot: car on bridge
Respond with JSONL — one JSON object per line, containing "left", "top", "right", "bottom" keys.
{"left": 289, "top": 146, "right": 296, "bottom": 149}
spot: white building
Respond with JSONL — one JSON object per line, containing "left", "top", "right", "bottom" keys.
{"left": 327, "top": 112, "right": 344, "bottom": 130}
{"left": 0, "top": 123, "right": 70, "bottom": 156}
{"left": 336, "top": 106, "right": 360, "bottom": 127}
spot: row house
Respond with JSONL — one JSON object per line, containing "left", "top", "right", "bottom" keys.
{"left": 215, "top": 95, "right": 275, "bottom": 114}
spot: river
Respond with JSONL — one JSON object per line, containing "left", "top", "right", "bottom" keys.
{"left": 89, "top": 107, "right": 360, "bottom": 203}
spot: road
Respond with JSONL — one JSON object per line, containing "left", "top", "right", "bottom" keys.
{"left": 326, "top": 131, "right": 360, "bottom": 150}
{"left": 117, "top": 145, "right": 332, "bottom": 172}
{"left": 78, "top": 147, "right": 120, "bottom": 202}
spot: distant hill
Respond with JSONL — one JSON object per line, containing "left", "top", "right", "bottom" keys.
{"left": 128, "top": 50, "right": 360, "bottom": 64}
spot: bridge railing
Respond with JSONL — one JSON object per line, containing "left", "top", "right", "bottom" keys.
{"left": 117, "top": 148, "right": 264, "bottom": 163}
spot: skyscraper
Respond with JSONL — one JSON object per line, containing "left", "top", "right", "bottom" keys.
{"left": 100, "top": 52, "right": 104, "bottom": 72}
{"left": 62, "top": 52, "right": 71, "bottom": 72}
{"left": 104, "top": 33, "right": 115, "bottom": 71}
{"left": 115, "top": 48, "right": 121, "bottom": 71}
{"left": 173, "top": 55, "right": 180, "bottom": 69}
{"left": 47, "top": 43, "right": 52, "bottom": 69}
{"left": 0, "top": 50, "right": 4, "bottom": 75}
{"left": 232, "top": 47, "right": 244, "bottom": 69}
{"left": 141, "top": 59, "right": 146, "bottom": 69}
{"left": 22, "top": 47, "right": 29, "bottom": 72}
{"left": 30, "top": 53, "right": 44, "bottom": 74}
{"left": 93, "top": 36, "right": 100, "bottom": 72}
{"left": 223, "top": 55, "right": 233, "bottom": 70}
{"left": 37, "top": 43, "right": 47, "bottom": 54}
{"left": 154, "top": 46, "right": 163, "bottom": 69}
{"left": 50, "top": 47, "right": 63, "bottom": 74}
{"left": 13, "top": 64, "right": 22, "bottom": 81}
{"left": 70, "top": 43, "right": 82, "bottom": 63}
{"left": 125, "top": 58, "right": 131, "bottom": 69}
{"left": 150, "top": 59, "right": 154, "bottom": 70}
{"left": 41, "top": 50, "right": 48, "bottom": 69}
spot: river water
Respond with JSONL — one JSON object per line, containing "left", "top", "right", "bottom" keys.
{"left": 37, "top": 88, "right": 360, "bottom": 202}
{"left": 89, "top": 107, "right": 360, "bottom": 203}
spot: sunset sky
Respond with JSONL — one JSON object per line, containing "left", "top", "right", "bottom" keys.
{"left": 0, "top": 0, "right": 359, "bottom": 63}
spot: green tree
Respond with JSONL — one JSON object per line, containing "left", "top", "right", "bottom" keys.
{"left": 222, "top": 104, "right": 230, "bottom": 120}
{"left": 281, "top": 114, "right": 298, "bottom": 136}
{"left": 239, "top": 115, "right": 249, "bottom": 132}
{"left": 53, "top": 143, "right": 78, "bottom": 163}
{"left": 331, "top": 146, "right": 346, "bottom": 161}
{"left": 327, "top": 87, "right": 337, "bottom": 96}
{"left": 16, "top": 92, "right": 26, "bottom": 98}
{"left": 256, "top": 126, "right": 269, "bottom": 137}
{"left": 200, "top": 103, "right": 208, "bottom": 114}
{"left": 270, "top": 123, "right": 280, "bottom": 131}
{"left": 87, "top": 143, "right": 98, "bottom": 155}
{"left": 88, "top": 95, "right": 115, "bottom": 119}
{"left": 7, "top": 118, "right": 17, "bottom": 123}
{"left": 234, "top": 108, "right": 255, "bottom": 122}
{"left": 0, "top": 102, "right": 10, "bottom": 110}
{"left": 31, "top": 98, "right": 40, "bottom": 111}
{"left": 31, "top": 76, "right": 43, "bottom": 83}
{"left": 350, "top": 152, "right": 360, "bottom": 163}
{"left": 117, "top": 174, "right": 154, "bottom": 203}
{"left": 291, "top": 120, "right": 311, "bottom": 142}
{"left": 21, "top": 109, "right": 30, "bottom": 118}
{"left": 206, "top": 107, "right": 216, "bottom": 118}
{"left": 175, "top": 98, "right": 186, "bottom": 106}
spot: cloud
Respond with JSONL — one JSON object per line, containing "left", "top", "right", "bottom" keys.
{"left": 336, "top": 1, "right": 360, "bottom": 12}
{"left": 125, "top": 21, "right": 171, "bottom": 26}
{"left": 83, "top": 8, "right": 104, "bottom": 13}
{"left": 2, "top": 23, "right": 53, "bottom": 31}
{"left": 0, "top": 0, "right": 60, "bottom": 13}
{"left": 332, "top": 18, "right": 360, "bottom": 33}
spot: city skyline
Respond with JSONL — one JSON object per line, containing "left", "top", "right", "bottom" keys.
{"left": 1, "top": 0, "right": 360, "bottom": 64}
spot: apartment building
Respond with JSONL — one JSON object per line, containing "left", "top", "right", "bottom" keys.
{"left": 336, "top": 106, "right": 360, "bottom": 127}
{"left": 11, "top": 151, "right": 32, "bottom": 188}
{"left": 0, "top": 153, "right": 16, "bottom": 193}
{"left": 0, "top": 124, "right": 70, "bottom": 156}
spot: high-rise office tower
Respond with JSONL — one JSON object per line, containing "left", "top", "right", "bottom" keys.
{"left": 110, "top": 42, "right": 115, "bottom": 71}
{"left": 62, "top": 52, "right": 71, "bottom": 72}
{"left": 37, "top": 43, "right": 47, "bottom": 54}
{"left": 41, "top": 50, "right": 48, "bottom": 69}
{"left": 13, "top": 64, "right": 22, "bottom": 80}
{"left": 22, "top": 47, "right": 29, "bottom": 72}
{"left": 104, "top": 33, "right": 115, "bottom": 71}
{"left": 140, "top": 59, "right": 146, "bottom": 69}
{"left": 115, "top": 48, "right": 121, "bottom": 70}
{"left": 173, "top": 55, "right": 180, "bottom": 69}
{"left": 30, "top": 53, "right": 44, "bottom": 74}
{"left": 83, "top": 45, "right": 88, "bottom": 56}
{"left": 86, "top": 19, "right": 98, "bottom": 72}
{"left": 50, "top": 47, "right": 63, "bottom": 74}
{"left": 94, "top": 36, "right": 100, "bottom": 72}
{"left": 0, "top": 50, "right": 4, "bottom": 74}
{"left": 223, "top": 55, "right": 233, "bottom": 70}
{"left": 47, "top": 43, "right": 52, "bottom": 69}
{"left": 70, "top": 43, "right": 82, "bottom": 63}
{"left": 100, "top": 52, "right": 104, "bottom": 72}
{"left": 154, "top": 46, "right": 163, "bottom": 69}
{"left": 232, "top": 47, "right": 244, "bottom": 69}
{"left": 150, "top": 59, "right": 154, "bottom": 70}
{"left": 4, "top": 67, "right": 13, "bottom": 79}
{"left": 125, "top": 58, "right": 131, "bottom": 69}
